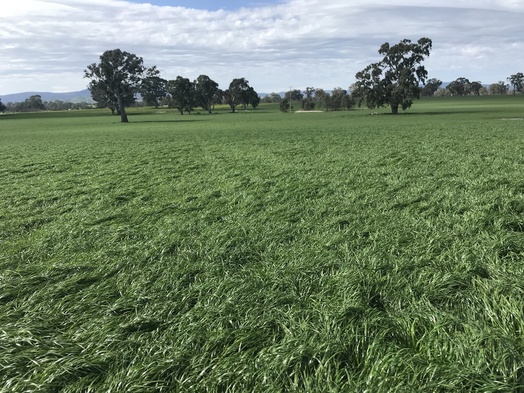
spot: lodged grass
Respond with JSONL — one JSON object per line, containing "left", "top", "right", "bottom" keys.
{"left": 1, "top": 97, "right": 524, "bottom": 392}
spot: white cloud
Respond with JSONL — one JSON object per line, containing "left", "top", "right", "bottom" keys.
{"left": 1, "top": 0, "right": 523, "bottom": 94}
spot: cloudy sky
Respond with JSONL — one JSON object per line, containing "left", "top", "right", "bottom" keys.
{"left": 1, "top": 0, "right": 523, "bottom": 95}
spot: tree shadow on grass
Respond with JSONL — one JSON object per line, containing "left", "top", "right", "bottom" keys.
{"left": 129, "top": 119, "right": 200, "bottom": 124}
{"left": 402, "top": 110, "right": 487, "bottom": 116}
{"left": 362, "top": 110, "right": 487, "bottom": 117}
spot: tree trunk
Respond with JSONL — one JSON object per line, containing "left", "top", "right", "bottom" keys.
{"left": 391, "top": 103, "right": 399, "bottom": 114}
{"left": 117, "top": 94, "right": 128, "bottom": 123}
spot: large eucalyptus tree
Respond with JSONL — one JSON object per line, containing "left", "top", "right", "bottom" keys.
{"left": 353, "top": 37, "right": 432, "bottom": 114}
{"left": 194, "top": 75, "right": 220, "bottom": 113}
{"left": 85, "top": 49, "right": 150, "bottom": 123}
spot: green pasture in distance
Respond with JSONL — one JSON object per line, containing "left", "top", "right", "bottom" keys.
{"left": 1, "top": 96, "right": 524, "bottom": 391}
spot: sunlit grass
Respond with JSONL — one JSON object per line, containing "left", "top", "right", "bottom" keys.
{"left": 1, "top": 97, "right": 524, "bottom": 391}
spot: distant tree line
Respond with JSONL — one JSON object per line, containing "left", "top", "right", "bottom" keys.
{"left": 264, "top": 87, "right": 354, "bottom": 113}
{"left": 3, "top": 44, "right": 523, "bottom": 117}
{"left": 0, "top": 95, "right": 91, "bottom": 112}
{"left": 84, "top": 49, "right": 260, "bottom": 122}
{"left": 421, "top": 74, "right": 523, "bottom": 97}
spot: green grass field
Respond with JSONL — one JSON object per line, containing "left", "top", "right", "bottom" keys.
{"left": 1, "top": 96, "right": 524, "bottom": 392}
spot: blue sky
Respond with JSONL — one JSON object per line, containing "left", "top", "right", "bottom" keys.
{"left": 1, "top": 0, "right": 523, "bottom": 95}
{"left": 126, "top": 0, "right": 283, "bottom": 11}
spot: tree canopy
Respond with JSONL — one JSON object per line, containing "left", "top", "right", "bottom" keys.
{"left": 420, "top": 78, "right": 442, "bottom": 97}
{"left": 312, "top": 88, "right": 354, "bottom": 111}
{"left": 140, "top": 67, "right": 167, "bottom": 108}
{"left": 353, "top": 37, "right": 432, "bottom": 114}
{"left": 194, "top": 75, "right": 220, "bottom": 113}
{"left": 224, "top": 78, "right": 258, "bottom": 112}
{"left": 488, "top": 81, "right": 509, "bottom": 95}
{"left": 507, "top": 73, "right": 524, "bottom": 94}
{"left": 166, "top": 76, "right": 195, "bottom": 115}
{"left": 285, "top": 89, "right": 304, "bottom": 102}
{"left": 447, "top": 77, "right": 471, "bottom": 96}
{"left": 468, "top": 81, "right": 483, "bottom": 96}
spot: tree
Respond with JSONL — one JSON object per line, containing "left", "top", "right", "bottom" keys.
{"left": 279, "top": 98, "right": 290, "bottom": 113}
{"left": 420, "top": 78, "right": 442, "bottom": 97}
{"left": 314, "top": 88, "right": 354, "bottom": 112}
{"left": 223, "top": 90, "right": 236, "bottom": 113}
{"left": 488, "top": 81, "right": 509, "bottom": 95}
{"left": 353, "top": 37, "right": 432, "bottom": 114}
{"left": 302, "top": 87, "right": 315, "bottom": 110}
{"left": 285, "top": 89, "right": 304, "bottom": 102}
{"left": 224, "top": 78, "right": 253, "bottom": 112}
{"left": 212, "top": 89, "right": 224, "bottom": 111}
{"left": 247, "top": 87, "right": 260, "bottom": 109}
{"left": 446, "top": 77, "right": 471, "bottom": 96}
{"left": 469, "top": 81, "right": 483, "bottom": 96}
{"left": 85, "top": 49, "right": 149, "bottom": 123}
{"left": 194, "top": 75, "right": 220, "bottom": 113}
{"left": 0, "top": 98, "right": 7, "bottom": 113}
{"left": 330, "top": 88, "right": 354, "bottom": 111}
{"left": 140, "top": 67, "right": 167, "bottom": 108}
{"left": 314, "top": 88, "right": 330, "bottom": 110}
{"left": 507, "top": 73, "right": 524, "bottom": 94}
{"left": 281, "top": 89, "right": 303, "bottom": 112}
{"left": 25, "top": 95, "right": 46, "bottom": 111}
{"left": 166, "top": 76, "right": 195, "bottom": 115}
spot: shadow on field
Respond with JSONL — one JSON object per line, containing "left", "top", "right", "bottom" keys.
{"left": 130, "top": 119, "right": 200, "bottom": 124}
{"left": 399, "top": 110, "right": 492, "bottom": 116}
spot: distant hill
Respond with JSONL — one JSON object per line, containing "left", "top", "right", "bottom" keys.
{"left": 0, "top": 89, "right": 94, "bottom": 103}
